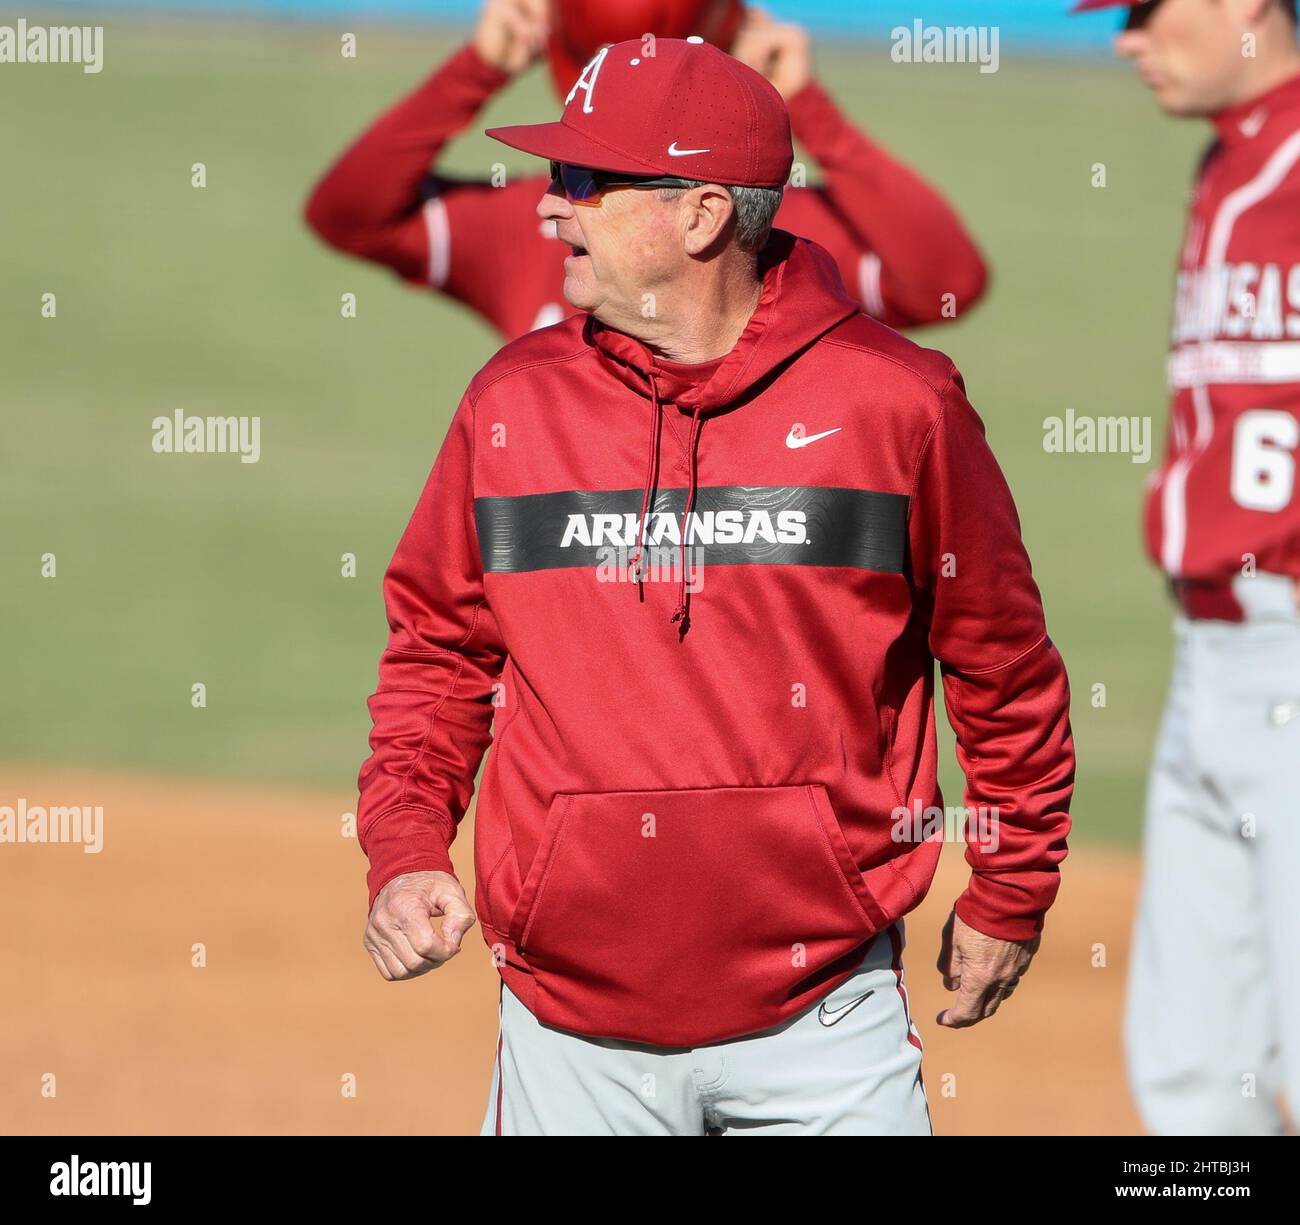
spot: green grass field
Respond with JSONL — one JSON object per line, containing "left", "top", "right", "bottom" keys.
{"left": 0, "top": 15, "right": 1203, "bottom": 842}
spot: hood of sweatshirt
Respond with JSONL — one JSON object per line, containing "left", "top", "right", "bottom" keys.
{"left": 582, "top": 229, "right": 861, "bottom": 628}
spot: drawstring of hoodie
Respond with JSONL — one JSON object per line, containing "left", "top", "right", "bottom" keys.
{"left": 671, "top": 405, "right": 704, "bottom": 630}
{"left": 625, "top": 369, "right": 703, "bottom": 631}
{"left": 627, "top": 372, "right": 662, "bottom": 590}
{"left": 588, "top": 233, "right": 859, "bottom": 634}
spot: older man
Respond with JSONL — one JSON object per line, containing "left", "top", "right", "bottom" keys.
{"left": 356, "top": 38, "right": 1074, "bottom": 1136}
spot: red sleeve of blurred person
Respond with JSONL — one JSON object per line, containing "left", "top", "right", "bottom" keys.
{"left": 780, "top": 80, "right": 989, "bottom": 328}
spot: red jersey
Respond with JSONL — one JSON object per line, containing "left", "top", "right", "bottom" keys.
{"left": 306, "top": 43, "right": 988, "bottom": 340}
{"left": 355, "top": 231, "right": 1073, "bottom": 1046}
{"left": 1146, "top": 72, "right": 1300, "bottom": 582}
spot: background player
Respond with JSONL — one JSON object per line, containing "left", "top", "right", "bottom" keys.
{"left": 1075, "top": 0, "right": 1300, "bottom": 1134}
{"left": 304, "top": 0, "right": 989, "bottom": 339}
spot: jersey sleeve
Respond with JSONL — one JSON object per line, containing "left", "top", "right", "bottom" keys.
{"left": 908, "top": 369, "right": 1075, "bottom": 940}
{"left": 784, "top": 80, "right": 989, "bottom": 328}
{"left": 356, "top": 392, "right": 508, "bottom": 909}
{"left": 303, "top": 43, "right": 508, "bottom": 286}
{"left": 436, "top": 177, "right": 554, "bottom": 336}
{"left": 774, "top": 187, "right": 890, "bottom": 318}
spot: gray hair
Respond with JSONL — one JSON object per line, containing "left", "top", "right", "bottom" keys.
{"left": 655, "top": 182, "right": 784, "bottom": 254}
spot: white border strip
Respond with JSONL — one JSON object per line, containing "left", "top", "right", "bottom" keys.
{"left": 423, "top": 196, "right": 451, "bottom": 289}
{"left": 858, "top": 251, "right": 884, "bottom": 318}
{"left": 1168, "top": 340, "right": 1300, "bottom": 388}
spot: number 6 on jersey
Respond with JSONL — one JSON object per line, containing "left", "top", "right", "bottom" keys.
{"left": 1231, "top": 409, "right": 1300, "bottom": 512}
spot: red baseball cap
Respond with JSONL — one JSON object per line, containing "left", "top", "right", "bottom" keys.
{"left": 486, "top": 36, "right": 792, "bottom": 189}
{"left": 546, "top": 0, "right": 745, "bottom": 98}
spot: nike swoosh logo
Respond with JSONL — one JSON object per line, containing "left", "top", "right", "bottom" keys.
{"left": 667, "top": 142, "right": 711, "bottom": 157}
{"left": 817, "top": 989, "right": 875, "bottom": 1027}
{"left": 786, "top": 426, "right": 842, "bottom": 449}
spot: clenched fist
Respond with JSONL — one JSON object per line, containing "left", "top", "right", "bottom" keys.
{"left": 363, "top": 870, "right": 476, "bottom": 981}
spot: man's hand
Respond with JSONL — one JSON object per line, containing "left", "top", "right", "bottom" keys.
{"left": 363, "top": 870, "right": 476, "bottom": 981}
{"left": 935, "top": 910, "right": 1039, "bottom": 1028}
{"left": 731, "top": 6, "right": 813, "bottom": 102}
{"left": 473, "top": 0, "right": 549, "bottom": 76}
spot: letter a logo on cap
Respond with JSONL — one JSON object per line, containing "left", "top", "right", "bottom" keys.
{"left": 487, "top": 38, "right": 794, "bottom": 189}
{"left": 565, "top": 46, "right": 609, "bottom": 114}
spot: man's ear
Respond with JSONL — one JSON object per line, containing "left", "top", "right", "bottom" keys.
{"left": 681, "top": 184, "right": 736, "bottom": 257}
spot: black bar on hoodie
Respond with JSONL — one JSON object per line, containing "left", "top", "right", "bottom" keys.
{"left": 474, "top": 483, "right": 910, "bottom": 575}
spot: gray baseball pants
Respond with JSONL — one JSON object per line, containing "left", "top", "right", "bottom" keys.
{"left": 1127, "top": 573, "right": 1300, "bottom": 1134}
{"left": 480, "top": 921, "right": 931, "bottom": 1136}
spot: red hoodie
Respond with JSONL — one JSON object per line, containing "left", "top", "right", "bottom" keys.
{"left": 357, "top": 231, "right": 1073, "bottom": 1048}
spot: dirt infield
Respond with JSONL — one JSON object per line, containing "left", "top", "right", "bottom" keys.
{"left": 0, "top": 766, "right": 1141, "bottom": 1135}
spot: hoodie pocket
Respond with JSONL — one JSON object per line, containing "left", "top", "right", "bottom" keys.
{"left": 507, "top": 784, "right": 886, "bottom": 1047}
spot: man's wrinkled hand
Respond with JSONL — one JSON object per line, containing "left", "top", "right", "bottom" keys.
{"left": 935, "top": 909, "right": 1039, "bottom": 1028}
{"left": 363, "top": 870, "right": 476, "bottom": 981}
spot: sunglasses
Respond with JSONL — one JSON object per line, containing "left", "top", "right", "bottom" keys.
{"left": 548, "top": 160, "right": 701, "bottom": 206}
{"left": 1124, "top": 0, "right": 1166, "bottom": 31}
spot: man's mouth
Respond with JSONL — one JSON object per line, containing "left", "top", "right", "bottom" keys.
{"left": 568, "top": 244, "right": 588, "bottom": 258}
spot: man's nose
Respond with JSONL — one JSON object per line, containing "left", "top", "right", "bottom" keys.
{"left": 1114, "top": 31, "right": 1143, "bottom": 59}
{"left": 537, "top": 182, "right": 572, "bottom": 224}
